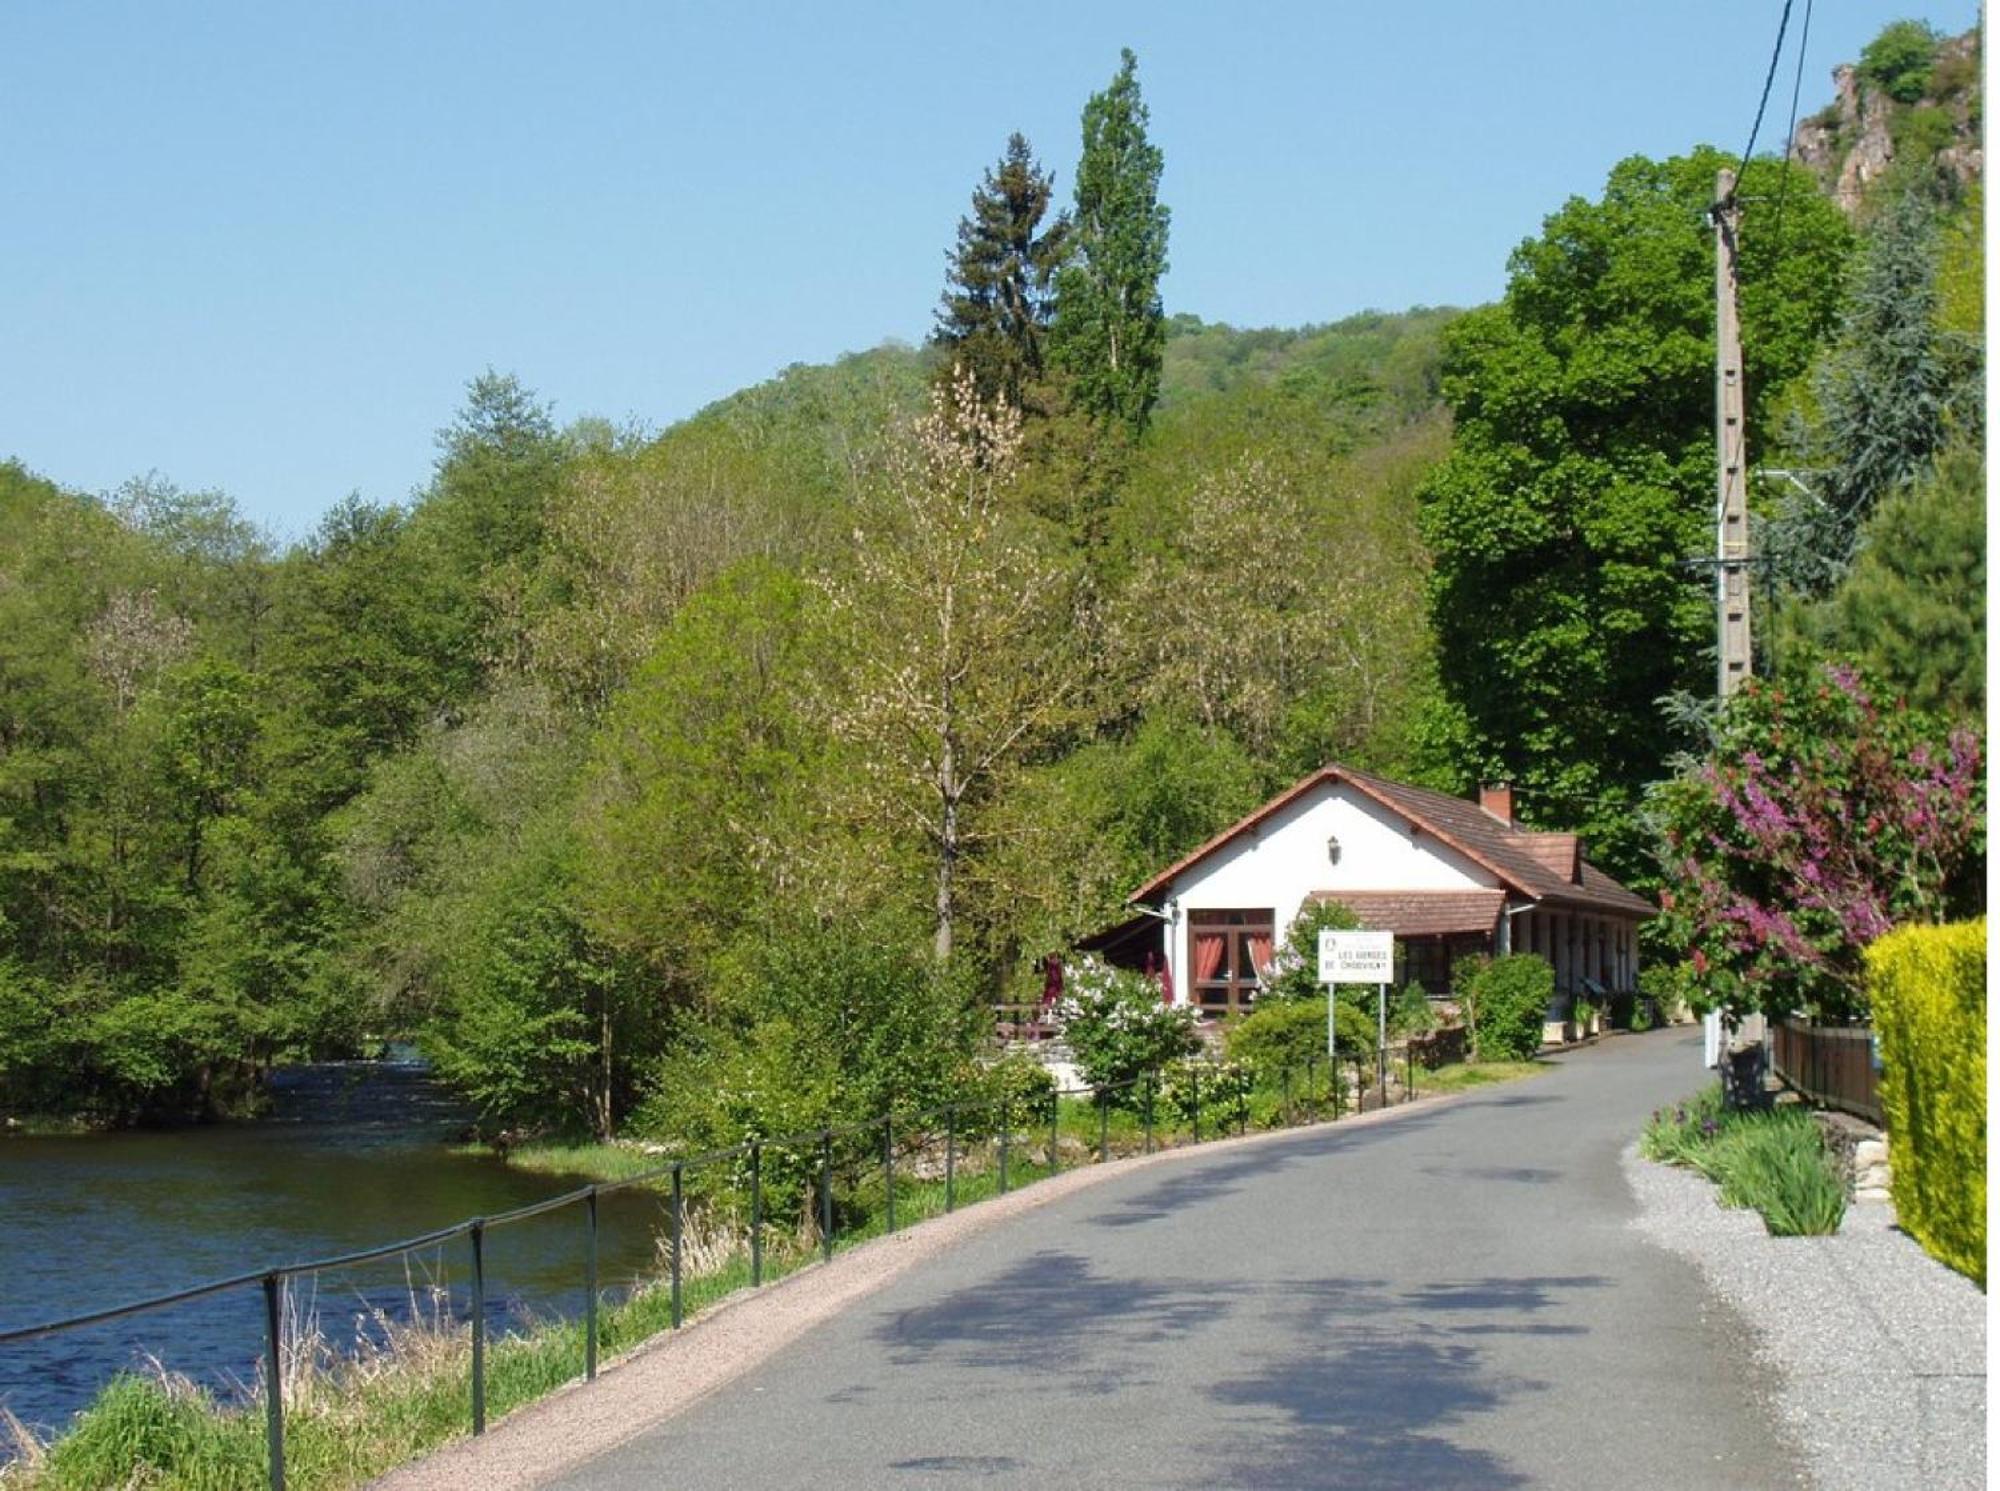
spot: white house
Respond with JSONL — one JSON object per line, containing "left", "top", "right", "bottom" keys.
{"left": 1083, "top": 763, "right": 1653, "bottom": 1023}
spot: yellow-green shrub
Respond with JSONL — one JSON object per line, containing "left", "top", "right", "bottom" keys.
{"left": 1867, "top": 919, "right": 1986, "bottom": 1286}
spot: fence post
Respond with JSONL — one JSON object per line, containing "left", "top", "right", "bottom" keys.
{"left": 882, "top": 1119, "right": 895, "bottom": 1234}
{"left": 1143, "top": 1073, "right": 1155, "bottom": 1154}
{"left": 262, "top": 1272, "right": 285, "bottom": 1491}
{"left": 818, "top": 1130, "right": 833, "bottom": 1263}
{"left": 584, "top": 1188, "right": 599, "bottom": 1381}
{"left": 1282, "top": 1066, "right": 1293, "bottom": 1127}
{"left": 1098, "top": 1093, "right": 1110, "bottom": 1163}
{"left": 1048, "top": 1090, "right": 1061, "bottom": 1176}
{"left": 1406, "top": 1041, "right": 1415, "bottom": 1102}
{"left": 1192, "top": 1066, "right": 1202, "bottom": 1143}
{"left": 944, "top": 1106, "right": 957, "bottom": 1213}
{"left": 750, "top": 1141, "right": 764, "bottom": 1286}
{"left": 469, "top": 1221, "right": 486, "bottom": 1436}
{"left": 670, "top": 1164, "right": 685, "bottom": 1328}
{"left": 1306, "top": 1055, "right": 1317, "bottom": 1121}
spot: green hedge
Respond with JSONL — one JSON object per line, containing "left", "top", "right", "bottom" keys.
{"left": 1867, "top": 919, "right": 1986, "bottom": 1286}
{"left": 1457, "top": 954, "right": 1553, "bottom": 1062}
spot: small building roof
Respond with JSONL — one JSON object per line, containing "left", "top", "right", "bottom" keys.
{"left": 1302, "top": 889, "right": 1507, "bottom": 938}
{"left": 1131, "top": 763, "right": 1653, "bottom": 920}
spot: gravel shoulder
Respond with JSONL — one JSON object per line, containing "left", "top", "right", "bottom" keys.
{"left": 1622, "top": 1144, "right": 1986, "bottom": 1490}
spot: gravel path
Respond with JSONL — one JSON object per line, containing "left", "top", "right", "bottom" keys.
{"left": 1622, "top": 1145, "right": 1986, "bottom": 1489}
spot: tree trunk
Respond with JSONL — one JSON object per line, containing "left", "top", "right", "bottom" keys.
{"left": 934, "top": 788, "right": 957, "bottom": 963}
{"left": 595, "top": 1000, "right": 614, "bottom": 1140}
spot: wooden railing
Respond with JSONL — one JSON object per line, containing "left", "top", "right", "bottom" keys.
{"left": 1772, "top": 1019, "right": 1882, "bottom": 1125}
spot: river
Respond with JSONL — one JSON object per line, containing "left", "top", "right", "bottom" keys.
{"left": 0, "top": 1061, "right": 672, "bottom": 1449}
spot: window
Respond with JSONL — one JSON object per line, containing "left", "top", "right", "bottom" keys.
{"left": 1400, "top": 938, "right": 1451, "bottom": 995}
{"left": 1188, "top": 909, "right": 1273, "bottom": 1017}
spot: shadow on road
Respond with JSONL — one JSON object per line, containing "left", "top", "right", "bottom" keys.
{"left": 871, "top": 1250, "right": 1240, "bottom": 1393}
{"left": 870, "top": 1239, "right": 1616, "bottom": 1488}
{"left": 1085, "top": 1112, "right": 1448, "bottom": 1229}
{"left": 1187, "top": 1272, "right": 1612, "bottom": 1488}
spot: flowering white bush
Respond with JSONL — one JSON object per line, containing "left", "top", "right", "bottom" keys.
{"left": 1050, "top": 956, "right": 1202, "bottom": 1097}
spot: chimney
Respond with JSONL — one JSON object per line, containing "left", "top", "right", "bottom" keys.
{"left": 1479, "top": 782, "right": 1514, "bottom": 825}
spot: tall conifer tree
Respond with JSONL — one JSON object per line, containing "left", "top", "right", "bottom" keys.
{"left": 1049, "top": 48, "right": 1170, "bottom": 435}
{"left": 934, "top": 133, "right": 1070, "bottom": 410}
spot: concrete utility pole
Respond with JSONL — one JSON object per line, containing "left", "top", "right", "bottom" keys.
{"left": 1713, "top": 169, "right": 1752, "bottom": 698}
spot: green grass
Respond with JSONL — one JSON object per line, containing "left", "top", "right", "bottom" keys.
{"left": 1642, "top": 1083, "right": 1847, "bottom": 1236}
{"left": 10, "top": 1053, "right": 1509, "bottom": 1490}
{"left": 1411, "top": 1060, "right": 1545, "bottom": 1095}
{"left": 450, "top": 1139, "right": 676, "bottom": 1186}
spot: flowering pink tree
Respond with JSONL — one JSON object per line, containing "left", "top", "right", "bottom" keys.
{"left": 1652, "top": 662, "right": 1983, "bottom": 1022}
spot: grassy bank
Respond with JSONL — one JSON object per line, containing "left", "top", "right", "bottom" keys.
{"left": 6, "top": 1053, "right": 1528, "bottom": 1490}
{"left": 1641, "top": 1083, "right": 1847, "bottom": 1235}
{"left": 449, "top": 1138, "right": 673, "bottom": 1186}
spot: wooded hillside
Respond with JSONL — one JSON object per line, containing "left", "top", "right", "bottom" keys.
{"left": 1, "top": 25, "right": 1982, "bottom": 1136}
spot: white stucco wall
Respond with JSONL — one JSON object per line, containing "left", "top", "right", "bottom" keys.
{"left": 1160, "top": 782, "right": 1497, "bottom": 1001}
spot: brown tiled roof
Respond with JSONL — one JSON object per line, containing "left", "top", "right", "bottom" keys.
{"left": 1303, "top": 890, "right": 1506, "bottom": 937}
{"left": 1518, "top": 833, "right": 1580, "bottom": 881}
{"left": 1131, "top": 763, "right": 1653, "bottom": 920}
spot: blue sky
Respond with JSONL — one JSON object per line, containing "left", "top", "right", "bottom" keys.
{"left": 1, "top": 2, "right": 1980, "bottom": 536}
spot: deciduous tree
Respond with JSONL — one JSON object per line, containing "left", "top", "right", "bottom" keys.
{"left": 815, "top": 372, "right": 1092, "bottom": 961}
{"left": 1049, "top": 49, "right": 1170, "bottom": 436}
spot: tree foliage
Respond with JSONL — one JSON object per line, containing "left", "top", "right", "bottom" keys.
{"left": 1416, "top": 150, "right": 1851, "bottom": 873}
{"left": 934, "top": 133, "right": 1071, "bottom": 411}
{"left": 813, "top": 372, "right": 1092, "bottom": 961}
{"left": 1049, "top": 49, "right": 1171, "bottom": 435}
{"left": 1860, "top": 20, "right": 1941, "bottom": 104}
{"left": 1769, "top": 188, "right": 1979, "bottom": 595}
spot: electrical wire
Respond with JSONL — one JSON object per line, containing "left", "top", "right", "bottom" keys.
{"left": 1732, "top": 0, "right": 1797, "bottom": 195}
{"left": 1767, "top": 0, "right": 1816, "bottom": 260}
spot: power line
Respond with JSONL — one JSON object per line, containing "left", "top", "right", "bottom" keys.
{"left": 1733, "top": 0, "right": 1798, "bottom": 192}
{"left": 1768, "top": 0, "right": 1817, "bottom": 259}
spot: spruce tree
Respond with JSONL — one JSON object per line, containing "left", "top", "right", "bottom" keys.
{"left": 1049, "top": 48, "right": 1170, "bottom": 435}
{"left": 933, "top": 133, "right": 1070, "bottom": 410}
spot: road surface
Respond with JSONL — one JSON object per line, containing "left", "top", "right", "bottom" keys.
{"left": 546, "top": 1030, "right": 1799, "bottom": 1489}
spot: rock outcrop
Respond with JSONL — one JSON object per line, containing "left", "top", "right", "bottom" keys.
{"left": 1791, "top": 26, "right": 1982, "bottom": 214}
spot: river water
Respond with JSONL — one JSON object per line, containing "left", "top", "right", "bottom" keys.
{"left": 0, "top": 1062, "right": 672, "bottom": 1448}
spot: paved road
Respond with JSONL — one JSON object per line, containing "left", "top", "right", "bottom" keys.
{"left": 551, "top": 1031, "right": 1800, "bottom": 1490}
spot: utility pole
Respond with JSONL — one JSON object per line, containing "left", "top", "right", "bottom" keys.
{"left": 1714, "top": 169, "right": 1752, "bottom": 698}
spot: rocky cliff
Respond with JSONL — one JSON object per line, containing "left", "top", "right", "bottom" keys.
{"left": 1792, "top": 24, "right": 1982, "bottom": 212}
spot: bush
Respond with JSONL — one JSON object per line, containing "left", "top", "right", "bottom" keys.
{"left": 1161, "top": 1057, "right": 1252, "bottom": 1131}
{"left": 1457, "top": 955, "right": 1552, "bottom": 1062}
{"left": 1868, "top": 919, "right": 1985, "bottom": 1285}
{"left": 1638, "top": 961, "right": 1695, "bottom": 1024}
{"left": 1860, "top": 19, "right": 1940, "bottom": 104}
{"left": 633, "top": 911, "right": 984, "bottom": 1216}
{"left": 1259, "top": 899, "right": 1361, "bottom": 1003}
{"left": 1225, "top": 995, "right": 1375, "bottom": 1076}
{"left": 1052, "top": 958, "right": 1201, "bottom": 1097}
{"left": 1390, "top": 979, "right": 1437, "bottom": 1036}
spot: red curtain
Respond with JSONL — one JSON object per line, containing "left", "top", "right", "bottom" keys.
{"left": 1192, "top": 932, "right": 1226, "bottom": 982}
{"left": 1247, "top": 933, "right": 1274, "bottom": 980}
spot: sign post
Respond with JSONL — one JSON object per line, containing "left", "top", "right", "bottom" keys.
{"left": 1319, "top": 930, "right": 1395, "bottom": 1112}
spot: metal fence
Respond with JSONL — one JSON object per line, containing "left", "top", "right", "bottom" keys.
{"left": 0, "top": 1051, "right": 1415, "bottom": 1489}
{"left": 1771, "top": 1019, "right": 1882, "bottom": 1124}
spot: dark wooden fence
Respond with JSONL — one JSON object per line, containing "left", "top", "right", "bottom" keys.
{"left": 1771, "top": 1019, "right": 1882, "bottom": 1124}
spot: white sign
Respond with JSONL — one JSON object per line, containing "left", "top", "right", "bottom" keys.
{"left": 1319, "top": 929, "right": 1394, "bottom": 984}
